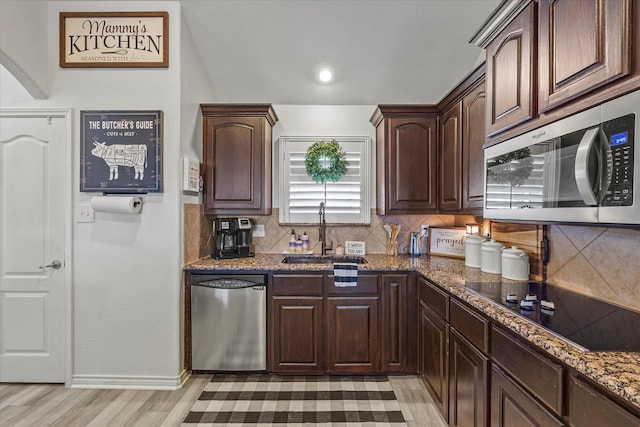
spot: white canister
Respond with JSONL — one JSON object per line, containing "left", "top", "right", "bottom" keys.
{"left": 480, "top": 239, "right": 505, "bottom": 274}
{"left": 465, "top": 235, "right": 487, "bottom": 268}
{"left": 501, "top": 246, "right": 530, "bottom": 281}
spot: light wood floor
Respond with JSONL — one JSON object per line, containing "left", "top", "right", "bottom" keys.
{"left": 1, "top": 375, "right": 447, "bottom": 426}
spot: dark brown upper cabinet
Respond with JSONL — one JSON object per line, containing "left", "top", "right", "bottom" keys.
{"left": 437, "top": 65, "right": 486, "bottom": 214}
{"left": 370, "top": 106, "right": 439, "bottom": 214}
{"left": 475, "top": 0, "right": 639, "bottom": 144}
{"left": 439, "top": 103, "right": 463, "bottom": 211}
{"left": 485, "top": 3, "right": 536, "bottom": 137}
{"left": 462, "top": 80, "right": 486, "bottom": 211}
{"left": 538, "top": 0, "right": 633, "bottom": 112}
{"left": 201, "top": 104, "right": 278, "bottom": 215}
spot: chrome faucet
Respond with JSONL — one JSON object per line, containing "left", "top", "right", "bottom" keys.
{"left": 319, "top": 202, "right": 333, "bottom": 255}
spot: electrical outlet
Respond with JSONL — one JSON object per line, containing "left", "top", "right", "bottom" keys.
{"left": 420, "top": 224, "right": 430, "bottom": 237}
{"left": 252, "top": 224, "right": 265, "bottom": 237}
{"left": 76, "top": 206, "right": 95, "bottom": 223}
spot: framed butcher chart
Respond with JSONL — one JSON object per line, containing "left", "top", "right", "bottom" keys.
{"left": 80, "top": 110, "right": 163, "bottom": 193}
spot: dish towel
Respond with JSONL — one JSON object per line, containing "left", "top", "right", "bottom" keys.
{"left": 333, "top": 263, "right": 358, "bottom": 287}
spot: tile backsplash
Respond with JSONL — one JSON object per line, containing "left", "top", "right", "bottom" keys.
{"left": 183, "top": 203, "right": 639, "bottom": 312}
{"left": 183, "top": 204, "right": 477, "bottom": 260}
{"left": 546, "top": 225, "right": 640, "bottom": 312}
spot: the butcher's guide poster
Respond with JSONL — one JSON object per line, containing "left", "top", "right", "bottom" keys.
{"left": 80, "top": 110, "right": 163, "bottom": 193}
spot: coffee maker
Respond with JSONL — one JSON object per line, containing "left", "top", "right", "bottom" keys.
{"left": 213, "top": 217, "right": 254, "bottom": 259}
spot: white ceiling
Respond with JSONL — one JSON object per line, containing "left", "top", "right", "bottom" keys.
{"left": 181, "top": 0, "right": 501, "bottom": 105}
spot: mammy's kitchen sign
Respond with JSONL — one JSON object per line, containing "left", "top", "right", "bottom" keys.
{"left": 60, "top": 12, "right": 168, "bottom": 68}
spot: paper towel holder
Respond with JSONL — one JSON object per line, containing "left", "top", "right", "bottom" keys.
{"left": 90, "top": 195, "right": 143, "bottom": 214}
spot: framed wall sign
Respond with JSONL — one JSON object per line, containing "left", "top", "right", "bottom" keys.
{"left": 60, "top": 11, "right": 169, "bottom": 68}
{"left": 428, "top": 227, "right": 467, "bottom": 258}
{"left": 80, "top": 110, "right": 163, "bottom": 193}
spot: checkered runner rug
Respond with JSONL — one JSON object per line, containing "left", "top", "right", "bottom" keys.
{"left": 182, "top": 374, "right": 407, "bottom": 426}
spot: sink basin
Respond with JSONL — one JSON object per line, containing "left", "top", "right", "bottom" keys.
{"left": 282, "top": 255, "right": 367, "bottom": 264}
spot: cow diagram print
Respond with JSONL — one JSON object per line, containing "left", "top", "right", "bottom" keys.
{"left": 91, "top": 142, "right": 148, "bottom": 180}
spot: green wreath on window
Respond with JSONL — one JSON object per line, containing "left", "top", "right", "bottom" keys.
{"left": 304, "top": 140, "right": 347, "bottom": 183}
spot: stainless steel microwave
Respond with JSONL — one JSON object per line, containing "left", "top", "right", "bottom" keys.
{"left": 484, "top": 90, "right": 639, "bottom": 225}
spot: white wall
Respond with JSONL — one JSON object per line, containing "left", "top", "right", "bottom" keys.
{"left": 0, "top": 0, "right": 49, "bottom": 98}
{"left": 61, "top": 0, "right": 183, "bottom": 387}
{"left": 2, "top": 0, "right": 187, "bottom": 388}
{"left": 271, "top": 105, "right": 377, "bottom": 207}
{"left": 179, "top": 11, "right": 216, "bottom": 206}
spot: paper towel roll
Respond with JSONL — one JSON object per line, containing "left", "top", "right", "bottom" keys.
{"left": 90, "top": 196, "right": 142, "bottom": 214}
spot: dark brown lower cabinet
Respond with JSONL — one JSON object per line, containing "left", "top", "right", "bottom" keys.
{"left": 381, "top": 274, "right": 416, "bottom": 373}
{"left": 270, "top": 297, "right": 324, "bottom": 373}
{"left": 449, "top": 328, "right": 489, "bottom": 427}
{"left": 326, "top": 297, "right": 379, "bottom": 373}
{"left": 569, "top": 376, "right": 640, "bottom": 427}
{"left": 491, "top": 365, "right": 563, "bottom": 427}
{"left": 419, "top": 301, "right": 449, "bottom": 421}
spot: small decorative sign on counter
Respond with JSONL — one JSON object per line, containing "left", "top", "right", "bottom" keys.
{"left": 345, "top": 241, "right": 365, "bottom": 256}
{"left": 428, "top": 227, "right": 466, "bottom": 258}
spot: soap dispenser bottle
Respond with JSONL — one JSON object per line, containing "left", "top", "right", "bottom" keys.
{"left": 289, "top": 229, "right": 296, "bottom": 253}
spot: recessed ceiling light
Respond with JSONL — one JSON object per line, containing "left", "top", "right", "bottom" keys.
{"left": 318, "top": 68, "right": 333, "bottom": 83}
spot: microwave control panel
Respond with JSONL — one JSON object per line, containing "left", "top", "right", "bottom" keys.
{"left": 602, "top": 114, "right": 634, "bottom": 206}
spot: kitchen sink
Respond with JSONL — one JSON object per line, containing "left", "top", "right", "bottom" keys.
{"left": 282, "top": 255, "right": 367, "bottom": 264}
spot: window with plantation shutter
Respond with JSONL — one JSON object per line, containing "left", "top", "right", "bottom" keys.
{"left": 279, "top": 136, "right": 371, "bottom": 224}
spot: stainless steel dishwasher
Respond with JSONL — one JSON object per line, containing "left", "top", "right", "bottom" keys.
{"left": 191, "top": 274, "right": 266, "bottom": 371}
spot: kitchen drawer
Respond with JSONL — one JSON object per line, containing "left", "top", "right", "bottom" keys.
{"left": 569, "top": 376, "right": 640, "bottom": 427}
{"left": 450, "top": 298, "right": 489, "bottom": 353}
{"left": 272, "top": 274, "right": 324, "bottom": 296}
{"left": 325, "top": 274, "right": 379, "bottom": 296}
{"left": 491, "top": 326, "right": 563, "bottom": 416}
{"left": 491, "top": 365, "right": 564, "bottom": 427}
{"left": 418, "top": 277, "right": 449, "bottom": 320}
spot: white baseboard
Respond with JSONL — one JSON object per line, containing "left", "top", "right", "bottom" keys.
{"left": 71, "top": 370, "right": 190, "bottom": 390}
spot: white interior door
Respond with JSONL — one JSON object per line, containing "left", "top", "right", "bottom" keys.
{"left": 0, "top": 111, "right": 69, "bottom": 383}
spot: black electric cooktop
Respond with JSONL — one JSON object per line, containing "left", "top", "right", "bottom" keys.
{"left": 464, "top": 281, "right": 640, "bottom": 352}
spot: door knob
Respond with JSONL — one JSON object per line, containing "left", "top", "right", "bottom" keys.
{"left": 39, "top": 260, "right": 62, "bottom": 270}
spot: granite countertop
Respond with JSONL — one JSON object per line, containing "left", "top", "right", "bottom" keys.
{"left": 185, "top": 253, "right": 640, "bottom": 410}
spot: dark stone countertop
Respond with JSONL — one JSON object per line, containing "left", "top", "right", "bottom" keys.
{"left": 185, "top": 253, "right": 640, "bottom": 410}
